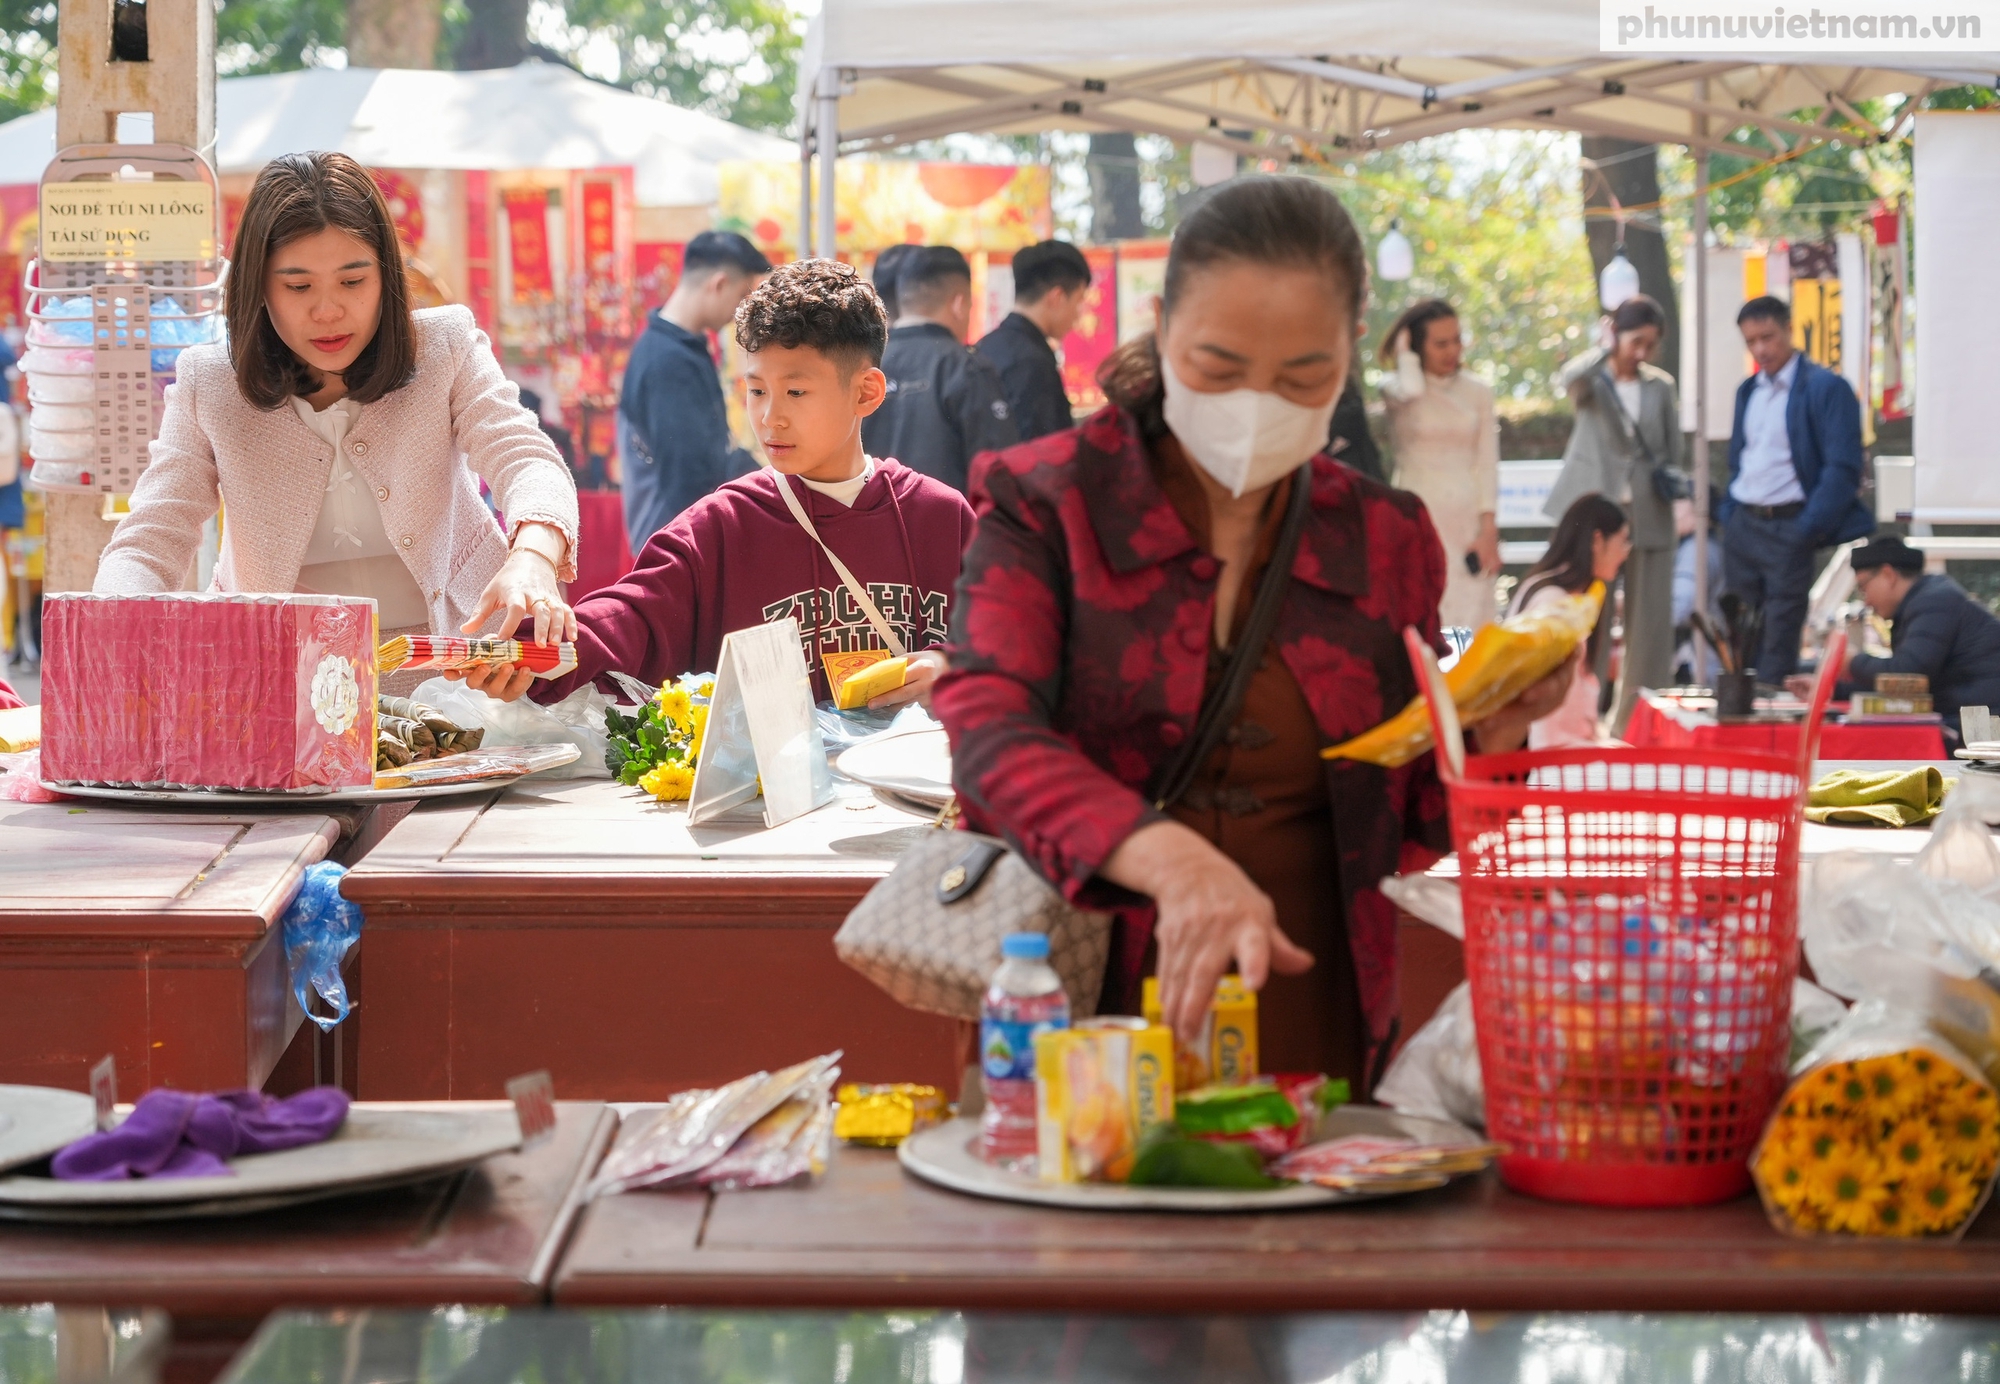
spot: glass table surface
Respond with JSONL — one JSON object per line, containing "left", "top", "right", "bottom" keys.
{"left": 220, "top": 1307, "right": 2000, "bottom": 1384}
{"left": 0, "top": 1305, "right": 168, "bottom": 1384}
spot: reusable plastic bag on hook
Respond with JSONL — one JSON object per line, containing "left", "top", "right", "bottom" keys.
{"left": 282, "top": 861, "right": 362, "bottom": 1031}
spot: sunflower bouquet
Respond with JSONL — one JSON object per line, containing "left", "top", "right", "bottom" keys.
{"left": 604, "top": 673, "right": 715, "bottom": 803}
{"left": 1752, "top": 1003, "right": 2000, "bottom": 1239}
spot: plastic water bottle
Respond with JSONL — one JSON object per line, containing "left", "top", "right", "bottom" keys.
{"left": 979, "top": 932, "right": 1070, "bottom": 1168}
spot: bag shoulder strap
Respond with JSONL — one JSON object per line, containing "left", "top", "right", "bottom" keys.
{"left": 1147, "top": 462, "right": 1314, "bottom": 811}
{"left": 773, "top": 467, "right": 908, "bottom": 658}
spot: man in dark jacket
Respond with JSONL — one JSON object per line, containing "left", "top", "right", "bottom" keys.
{"left": 862, "top": 246, "right": 1018, "bottom": 491}
{"left": 976, "top": 240, "right": 1091, "bottom": 442}
{"left": 1820, "top": 535, "right": 2000, "bottom": 746}
{"left": 1719, "top": 295, "right": 1872, "bottom": 679}
{"left": 618, "top": 230, "right": 771, "bottom": 552}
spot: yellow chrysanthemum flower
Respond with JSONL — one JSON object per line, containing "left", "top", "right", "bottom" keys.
{"left": 1908, "top": 1169, "right": 1980, "bottom": 1234}
{"left": 1806, "top": 1142, "right": 1887, "bottom": 1234}
{"left": 696, "top": 678, "right": 716, "bottom": 698}
{"left": 1882, "top": 1118, "right": 1944, "bottom": 1179}
{"left": 1754, "top": 1138, "right": 1816, "bottom": 1213}
{"left": 656, "top": 683, "right": 694, "bottom": 730}
{"left": 689, "top": 703, "right": 710, "bottom": 759}
{"left": 638, "top": 760, "right": 695, "bottom": 803}
{"left": 1872, "top": 1189, "right": 1923, "bottom": 1238}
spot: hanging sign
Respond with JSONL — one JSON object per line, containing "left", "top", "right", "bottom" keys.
{"left": 38, "top": 180, "right": 214, "bottom": 263}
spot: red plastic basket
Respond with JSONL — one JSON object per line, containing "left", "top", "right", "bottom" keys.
{"left": 1405, "top": 630, "right": 1842, "bottom": 1207}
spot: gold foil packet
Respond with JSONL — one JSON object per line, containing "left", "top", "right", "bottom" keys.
{"left": 834, "top": 1083, "right": 948, "bottom": 1147}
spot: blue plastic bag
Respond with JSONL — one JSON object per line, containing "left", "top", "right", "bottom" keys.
{"left": 282, "top": 861, "right": 363, "bottom": 1031}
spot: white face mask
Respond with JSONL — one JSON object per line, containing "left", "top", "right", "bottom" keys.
{"left": 1160, "top": 356, "right": 1338, "bottom": 497}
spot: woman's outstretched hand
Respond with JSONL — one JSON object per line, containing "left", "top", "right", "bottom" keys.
{"left": 448, "top": 523, "right": 577, "bottom": 704}
{"left": 1101, "top": 819, "right": 1314, "bottom": 1045}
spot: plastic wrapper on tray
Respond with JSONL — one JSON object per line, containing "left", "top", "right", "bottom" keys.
{"left": 590, "top": 1053, "right": 841, "bottom": 1196}
{"left": 39, "top": 592, "right": 377, "bottom": 791}
{"left": 1321, "top": 582, "right": 1602, "bottom": 768}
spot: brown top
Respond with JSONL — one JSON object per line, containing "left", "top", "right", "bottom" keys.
{"left": 1151, "top": 447, "right": 1365, "bottom": 1086}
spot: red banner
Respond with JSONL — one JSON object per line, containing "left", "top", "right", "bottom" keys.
{"left": 1059, "top": 247, "right": 1118, "bottom": 413}
{"left": 503, "top": 188, "right": 554, "bottom": 301}
{"left": 371, "top": 169, "right": 426, "bottom": 251}
{"left": 580, "top": 179, "right": 616, "bottom": 272}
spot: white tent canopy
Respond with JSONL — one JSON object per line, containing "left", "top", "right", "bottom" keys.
{"left": 800, "top": 0, "right": 2000, "bottom": 676}
{"left": 0, "top": 61, "right": 794, "bottom": 205}
{"left": 802, "top": 0, "right": 1997, "bottom": 164}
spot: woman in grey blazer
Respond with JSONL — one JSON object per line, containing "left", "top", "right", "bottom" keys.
{"left": 1543, "top": 295, "right": 1684, "bottom": 733}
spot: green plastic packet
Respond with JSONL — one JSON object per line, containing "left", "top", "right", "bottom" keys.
{"left": 1173, "top": 1081, "right": 1301, "bottom": 1137}
{"left": 1126, "top": 1124, "right": 1285, "bottom": 1190}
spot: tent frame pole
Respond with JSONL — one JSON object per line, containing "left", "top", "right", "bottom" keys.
{"left": 799, "top": 90, "right": 816, "bottom": 258}
{"left": 817, "top": 72, "right": 839, "bottom": 259}
{"left": 1692, "top": 82, "right": 1712, "bottom": 685}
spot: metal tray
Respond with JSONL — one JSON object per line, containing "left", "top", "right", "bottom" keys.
{"left": 45, "top": 776, "right": 525, "bottom": 805}
{"left": 0, "top": 1104, "right": 522, "bottom": 1222}
{"left": 898, "top": 1106, "right": 1487, "bottom": 1212}
{"left": 0, "top": 1086, "right": 98, "bottom": 1175}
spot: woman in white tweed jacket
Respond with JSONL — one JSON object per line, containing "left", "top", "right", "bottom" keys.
{"left": 96, "top": 152, "right": 578, "bottom": 699}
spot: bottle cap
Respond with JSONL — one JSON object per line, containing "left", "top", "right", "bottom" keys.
{"left": 1001, "top": 932, "right": 1050, "bottom": 959}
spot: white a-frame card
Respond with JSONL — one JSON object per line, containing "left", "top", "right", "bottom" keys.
{"left": 688, "top": 617, "right": 833, "bottom": 828}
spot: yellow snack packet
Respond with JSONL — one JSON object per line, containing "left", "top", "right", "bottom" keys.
{"left": 1143, "top": 975, "right": 1259, "bottom": 1089}
{"left": 1034, "top": 1019, "right": 1175, "bottom": 1183}
{"left": 834, "top": 654, "right": 909, "bottom": 710}
{"left": 1322, "top": 581, "right": 1603, "bottom": 768}
{"left": 833, "top": 1082, "right": 948, "bottom": 1147}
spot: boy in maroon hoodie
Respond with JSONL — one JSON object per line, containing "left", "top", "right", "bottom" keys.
{"left": 521, "top": 259, "right": 975, "bottom": 708}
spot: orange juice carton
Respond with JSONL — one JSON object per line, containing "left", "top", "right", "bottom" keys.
{"left": 1143, "top": 975, "right": 1260, "bottom": 1089}
{"left": 1033, "top": 1018, "right": 1175, "bottom": 1183}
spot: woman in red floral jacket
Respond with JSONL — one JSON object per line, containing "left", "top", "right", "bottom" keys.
{"left": 934, "top": 178, "right": 1566, "bottom": 1090}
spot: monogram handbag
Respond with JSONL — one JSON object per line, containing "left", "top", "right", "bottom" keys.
{"left": 833, "top": 465, "right": 1313, "bottom": 1021}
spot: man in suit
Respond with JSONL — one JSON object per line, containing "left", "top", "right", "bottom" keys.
{"left": 1720, "top": 295, "right": 1872, "bottom": 680}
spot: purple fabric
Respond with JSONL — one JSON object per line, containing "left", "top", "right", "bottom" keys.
{"left": 51, "top": 1086, "right": 351, "bottom": 1181}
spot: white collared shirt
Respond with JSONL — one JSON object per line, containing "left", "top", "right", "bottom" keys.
{"left": 291, "top": 395, "right": 431, "bottom": 628}
{"left": 1730, "top": 353, "right": 1807, "bottom": 507}
{"left": 798, "top": 456, "right": 876, "bottom": 508}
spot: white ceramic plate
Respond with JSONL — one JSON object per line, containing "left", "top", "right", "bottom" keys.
{"left": 0, "top": 1086, "right": 97, "bottom": 1175}
{"left": 836, "top": 728, "right": 953, "bottom": 807}
{"left": 0, "top": 1105, "right": 522, "bottom": 1222}
{"left": 898, "top": 1107, "right": 1488, "bottom": 1213}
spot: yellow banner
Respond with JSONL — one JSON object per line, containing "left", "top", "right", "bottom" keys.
{"left": 717, "top": 161, "right": 1051, "bottom": 255}
{"left": 38, "top": 181, "right": 215, "bottom": 263}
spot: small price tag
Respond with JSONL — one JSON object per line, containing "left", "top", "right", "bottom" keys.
{"left": 89, "top": 1055, "right": 117, "bottom": 1132}
{"left": 505, "top": 1069, "right": 556, "bottom": 1147}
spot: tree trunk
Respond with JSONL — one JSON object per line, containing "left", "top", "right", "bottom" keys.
{"left": 1087, "top": 132, "right": 1144, "bottom": 242}
{"left": 347, "top": 0, "right": 441, "bottom": 68}
{"left": 1580, "top": 137, "right": 1680, "bottom": 383}
{"left": 453, "top": 0, "right": 532, "bottom": 70}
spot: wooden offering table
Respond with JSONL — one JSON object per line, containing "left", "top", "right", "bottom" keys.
{"left": 0, "top": 1100, "right": 613, "bottom": 1380}
{"left": 0, "top": 799, "right": 346, "bottom": 1094}
{"left": 555, "top": 1140, "right": 2000, "bottom": 1314}
{"left": 341, "top": 778, "right": 959, "bottom": 1101}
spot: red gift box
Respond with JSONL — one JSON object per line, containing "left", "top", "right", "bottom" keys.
{"left": 42, "top": 593, "right": 377, "bottom": 791}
